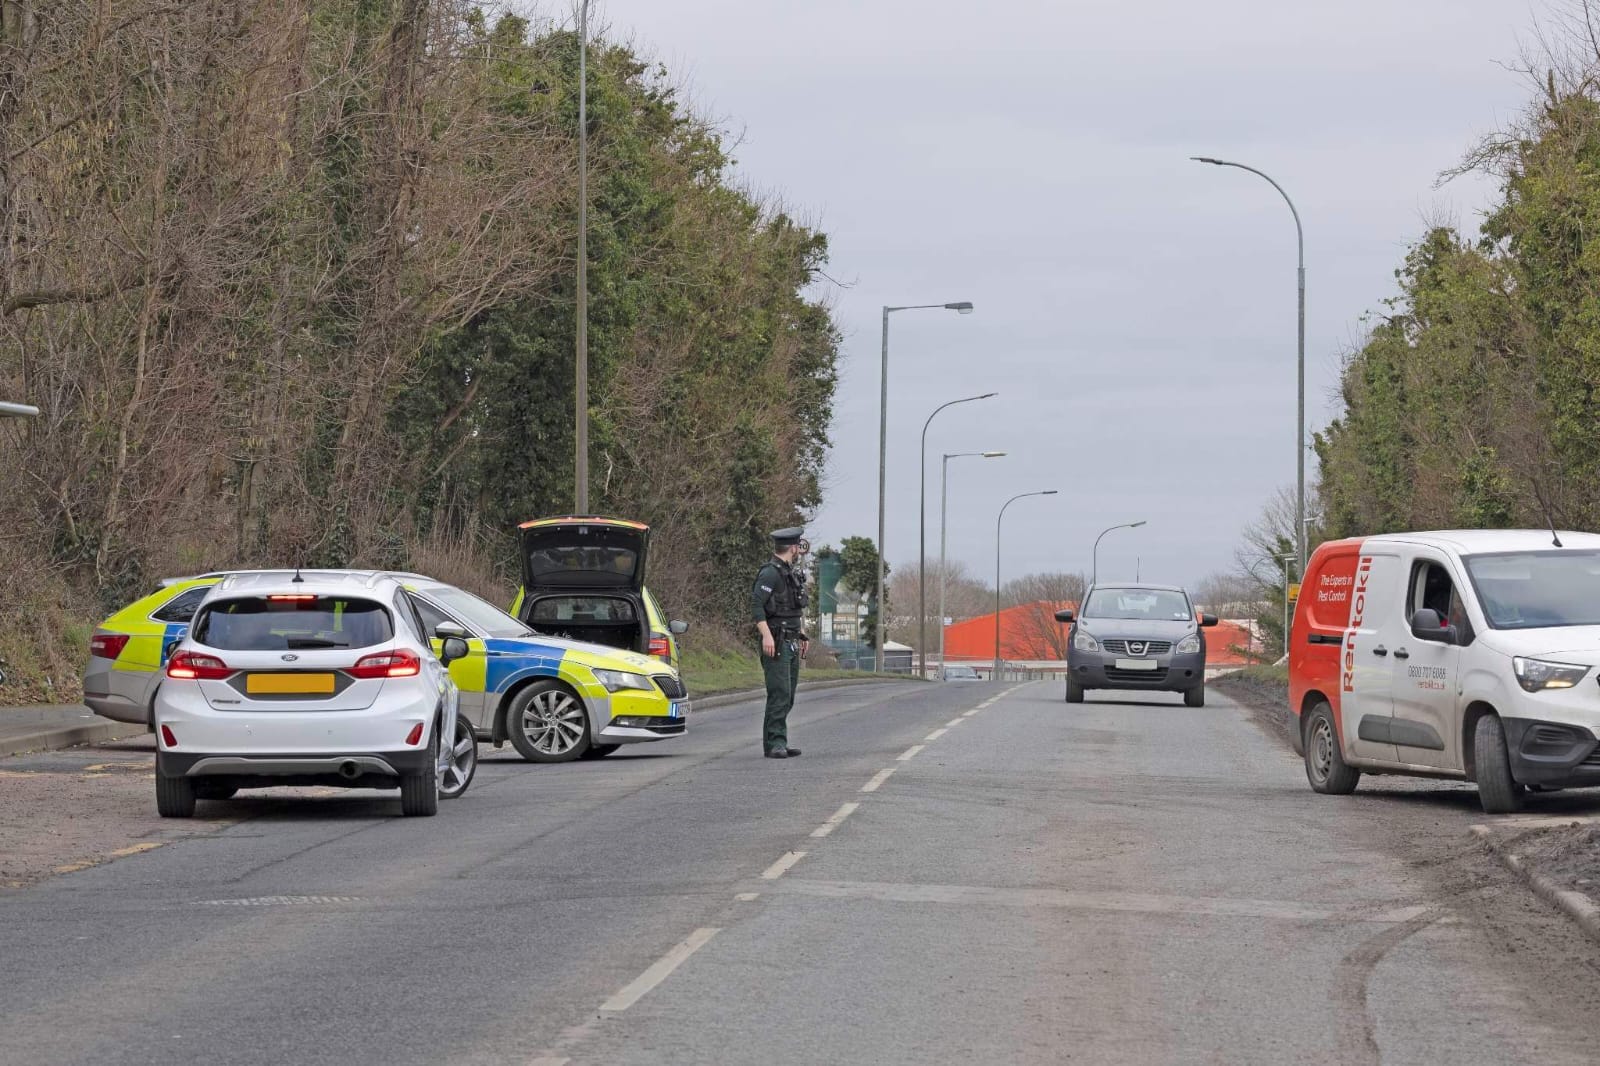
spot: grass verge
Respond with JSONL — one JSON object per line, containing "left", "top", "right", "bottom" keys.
{"left": 680, "top": 647, "right": 900, "bottom": 698}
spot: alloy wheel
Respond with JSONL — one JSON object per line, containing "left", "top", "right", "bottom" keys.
{"left": 439, "top": 716, "right": 478, "bottom": 799}
{"left": 520, "top": 689, "right": 587, "bottom": 756}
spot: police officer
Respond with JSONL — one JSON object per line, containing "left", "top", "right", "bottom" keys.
{"left": 752, "top": 527, "right": 809, "bottom": 759}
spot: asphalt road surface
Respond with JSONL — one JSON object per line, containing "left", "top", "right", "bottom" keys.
{"left": 6, "top": 680, "right": 1600, "bottom": 1065}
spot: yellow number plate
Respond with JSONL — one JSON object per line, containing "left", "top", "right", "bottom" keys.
{"left": 246, "top": 673, "right": 336, "bottom": 695}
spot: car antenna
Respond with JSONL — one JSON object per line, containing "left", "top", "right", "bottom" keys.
{"left": 292, "top": 559, "right": 305, "bottom": 584}
{"left": 1532, "top": 477, "right": 1563, "bottom": 548}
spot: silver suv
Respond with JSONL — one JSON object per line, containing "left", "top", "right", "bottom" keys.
{"left": 1055, "top": 584, "right": 1218, "bottom": 707}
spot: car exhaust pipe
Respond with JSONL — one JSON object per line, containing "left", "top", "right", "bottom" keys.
{"left": 338, "top": 761, "right": 361, "bottom": 780}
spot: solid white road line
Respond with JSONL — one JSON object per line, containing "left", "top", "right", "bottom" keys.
{"left": 861, "top": 768, "right": 895, "bottom": 792}
{"left": 761, "top": 850, "right": 808, "bottom": 880}
{"left": 599, "top": 927, "right": 722, "bottom": 1012}
{"left": 897, "top": 744, "right": 925, "bottom": 761}
{"left": 924, "top": 728, "right": 948, "bottom": 741}
{"left": 810, "top": 802, "right": 861, "bottom": 838}
{"left": 945, "top": 717, "right": 965, "bottom": 728}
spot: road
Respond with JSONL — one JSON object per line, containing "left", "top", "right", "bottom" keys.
{"left": 5, "top": 680, "right": 1600, "bottom": 1064}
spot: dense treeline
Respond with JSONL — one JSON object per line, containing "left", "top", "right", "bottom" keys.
{"left": 0, "top": 2, "right": 837, "bottom": 697}
{"left": 1318, "top": 8, "right": 1600, "bottom": 538}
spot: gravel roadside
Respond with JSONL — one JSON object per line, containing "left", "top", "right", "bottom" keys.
{"left": 1213, "top": 668, "right": 1600, "bottom": 930}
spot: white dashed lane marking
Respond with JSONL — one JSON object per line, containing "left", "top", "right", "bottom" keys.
{"left": 761, "top": 850, "right": 808, "bottom": 880}
{"left": 924, "top": 728, "right": 947, "bottom": 741}
{"left": 861, "top": 768, "right": 895, "bottom": 793}
{"left": 599, "top": 927, "right": 722, "bottom": 1012}
{"left": 810, "top": 802, "right": 861, "bottom": 838}
{"left": 897, "top": 745, "right": 925, "bottom": 762}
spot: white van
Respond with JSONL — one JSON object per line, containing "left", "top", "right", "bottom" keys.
{"left": 1289, "top": 529, "right": 1600, "bottom": 813}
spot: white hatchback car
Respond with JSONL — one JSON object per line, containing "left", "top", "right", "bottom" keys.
{"left": 152, "top": 572, "right": 476, "bottom": 817}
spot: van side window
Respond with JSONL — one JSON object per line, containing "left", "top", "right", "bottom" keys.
{"left": 1407, "top": 560, "right": 1473, "bottom": 644}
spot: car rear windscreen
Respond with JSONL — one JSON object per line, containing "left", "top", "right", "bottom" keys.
{"left": 194, "top": 596, "right": 394, "bottom": 651}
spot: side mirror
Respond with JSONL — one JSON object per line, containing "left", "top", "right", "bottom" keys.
{"left": 1409, "top": 608, "right": 1456, "bottom": 644}
{"left": 434, "top": 622, "right": 468, "bottom": 640}
{"left": 1054, "top": 609, "right": 1075, "bottom": 623}
{"left": 164, "top": 639, "right": 182, "bottom": 660}
{"left": 1199, "top": 614, "right": 1219, "bottom": 628}
{"left": 669, "top": 620, "right": 689, "bottom": 635}
{"left": 440, "top": 636, "right": 470, "bottom": 665}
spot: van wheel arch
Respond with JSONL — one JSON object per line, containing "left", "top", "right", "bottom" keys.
{"left": 1461, "top": 700, "right": 1499, "bottom": 781}
{"left": 1295, "top": 690, "right": 1330, "bottom": 756}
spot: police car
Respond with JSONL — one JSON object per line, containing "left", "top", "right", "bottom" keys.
{"left": 86, "top": 570, "right": 689, "bottom": 762}
{"left": 1291, "top": 529, "right": 1600, "bottom": 813}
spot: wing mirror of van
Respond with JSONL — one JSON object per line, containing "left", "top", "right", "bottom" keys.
{"left": 669, "top": 620, "right": 689, "bottom": 635}
{"left": 440, "top": 636, "right": 470, "bottom": 665}
{"left": 1409, "top": 608, "right": 1458, "bottom": 645}
{"left": 1199, "top": 613, "right": 1219, "bottom": 627}
{"left": 1054, "top": 609, "right": 1075, "bottom": 624}
{"left": 434, "top": 622, "right": 468, "bottom": 640}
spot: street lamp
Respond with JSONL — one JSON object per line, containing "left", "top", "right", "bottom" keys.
{"left": 876, "top": 300, "right": 974, "bottom": 672}
{"left": 938, "top": 450, "right": 1005, "bottom": 676}
{"left": 1091, "top": 521, "right": 1147, "bottom": 586}
{"left": 995, "top": 490, "right": 1057, "bottom": 681}
{"left": 575, "top": 0, "right": 591, "bottom": 512}
{"left": 1191, "top": 155, "right": 1306, "bottom": 574}
{"left": 919, "top": 393, "right": 997, "bottom": 678}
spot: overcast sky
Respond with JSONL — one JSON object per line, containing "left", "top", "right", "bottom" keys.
{"left": 596, "top": 0, "right": 1533, "bottom": 589}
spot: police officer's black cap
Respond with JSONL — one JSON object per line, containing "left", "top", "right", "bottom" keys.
{"left": 770, "top": 526, "right": 805, "bottom": 548}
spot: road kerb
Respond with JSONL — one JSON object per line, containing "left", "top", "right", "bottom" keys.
{"left": 0, "top": 720, "right": 147, "bottom": 759}
{"left": 1472, "top": 824, "right": 1600, "bottom": 944}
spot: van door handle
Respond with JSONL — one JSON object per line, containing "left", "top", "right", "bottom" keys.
{"left": 1372, "top": 646, "right": 1388, "bottom": 657}
{"left": 1392, "top": 648, "right": 1410, "bottom": 660}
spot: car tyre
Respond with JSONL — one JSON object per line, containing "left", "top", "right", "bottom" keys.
{"left": 581, "top": 744, "right": 620, "bottom": 759}
{"left": 507, "top": 680, "right": 592, "bottom": 763}
{"left": 1474, "top": 713, "right": 1523, "bottom": 814}
{"left": 1065, "top": 678, "right": 1085, "bottom": 704}
{"left": 156, "top": 764, "right": 196, "bottom": 818}
{"left": 1303, "top": 702, "right": 1360, "bottom": 795}
{"left": 1184, "top": 685, "right": 1205, "bottom": 708}
{"left": 400, "top": 723, "right": 440, "bottom": 817}
{"left": 439, "top": 714, "right": 478, "bottom": 800}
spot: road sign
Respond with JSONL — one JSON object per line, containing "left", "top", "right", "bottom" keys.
{"left": 1288, "top": 582, "right": 1301, "bottom": 601}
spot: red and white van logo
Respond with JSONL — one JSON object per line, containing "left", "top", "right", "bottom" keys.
{"left": 1341, "top": 555, "right": 1373, "bottom": 693}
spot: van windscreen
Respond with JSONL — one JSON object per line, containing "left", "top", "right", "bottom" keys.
{"left": 1463, "top": 550, "right": 1600, "bottom": 629}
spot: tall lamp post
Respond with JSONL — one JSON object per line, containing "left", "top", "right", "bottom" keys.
{"left": 995, "top": 490, "right": 1057, "bottom": 681}
{"left": 919, "top": 393, "right": 997, "bottom": 678}
{"left": 1191, "top": 155, "right": 1306, "bottom": 574}
{"left": 876, "top": 300, "right": 974, "bottom": 672}
{"left": 1091, "top": 520, "right": 1147, "bottom": 586}
{"left": 938, "top": 450, "right": 1005, "bottom": 675}
{"left": 574, "top": 0, "right": 591, "bottom": 512}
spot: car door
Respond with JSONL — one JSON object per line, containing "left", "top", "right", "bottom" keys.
{"left": 1338, "top": 552, "right": 1404, "bottom": 765}
{"left": 1389, "top": 553, "right": 1466, "bottom": 770}
{"left": 407, "top": 593, "right": 490, "bottom": 729}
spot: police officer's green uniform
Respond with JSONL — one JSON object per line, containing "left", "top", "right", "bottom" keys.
{"left": 752, "top": 527, "right": 807, "bottom": 759}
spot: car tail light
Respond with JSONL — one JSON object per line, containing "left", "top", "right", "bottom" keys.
{"left": 349, "top": 649, "right": 422, "bottom": 679}
{"left": 268, "top": 594, "right": 317, "bottom": 602}
{"left": 89, "top": 632, "right": 131, "bottom": 660}
{"left": 404, "top": 723, "right": 424, "bottom": 746}
{"left": 160, "top": 725, "right": 178, "bottom": 747}
{"left": 648, "top": 635, "right": 671, "bottom": 658}
{"left": 166, "top": 651, "right": 232, "bottom": 680}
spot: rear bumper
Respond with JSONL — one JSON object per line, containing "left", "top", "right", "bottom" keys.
{"left": 1502, "top": 717, "right": 1600, "bottom": 788}
{"left": 82, "top": 661, "right": 156, "bottom": 725}
{"left": 157, "top": 749, "right": 430, "bottom": 788}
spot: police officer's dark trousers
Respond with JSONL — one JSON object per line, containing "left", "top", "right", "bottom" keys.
{"left": 761, "top": 639, "right": 800, "bottom": 753}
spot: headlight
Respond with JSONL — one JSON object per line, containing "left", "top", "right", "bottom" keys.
{"left": 1512, "top": 656, "right": 1590, "bottom": 693}
{"left": 1176, "top": 635, "right": 1200, "bottom": 654}
{"left": 1074, "top": 631, "right": 1099, "bottom": 652}
{"left": 592, "top": 668, "right": 655, "bottom": 693}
